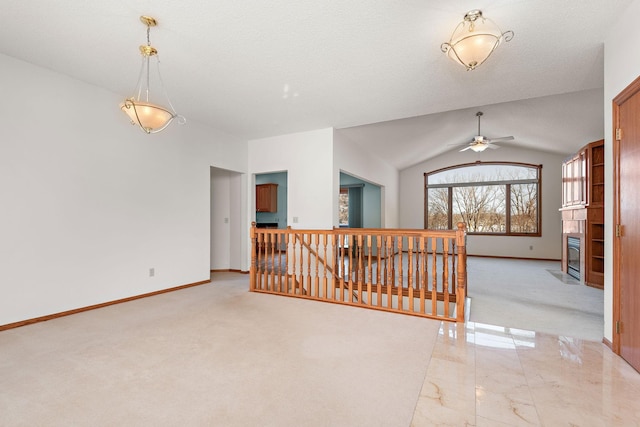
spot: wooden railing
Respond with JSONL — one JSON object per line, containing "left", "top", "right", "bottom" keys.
{"left": 249, "top": 223, "right": 467, "bottom": 322}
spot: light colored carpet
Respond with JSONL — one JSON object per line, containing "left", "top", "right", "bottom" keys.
{"left": 466, "top": 257, "right": 604, "bottom": 341}
{"left": 0, "top": 272, "right": 440, "bottom": 427}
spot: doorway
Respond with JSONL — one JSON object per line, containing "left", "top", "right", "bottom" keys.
{"left": 339, "top": 185, "right": 363, "bottom": 228}
{"left": 210, "top": 167, "right": 244, "bottom": 271}
{"left": 339, "top": 172, "right": 382, "bottom": 228}
{"left": 613, "top": 76, "right": 640, "bottom": 372}
{"left": 255, "top": 171, "right": 287, "bottom": 229}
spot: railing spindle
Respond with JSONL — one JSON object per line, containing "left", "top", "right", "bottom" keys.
{"left": 419, "top": 236, "right": 426, "bottom": 314}
{"left": 268, "top": 233, "right": 275, "bottom": 290}
{"left": 322, "top": 234, "right": 328, "bottom": 299}
{"left": 250, "top": 222, "right": 257, "bottom": 291}
{"left": 284, "top": 232, "right": 290, "bottom": 293}
{"left": 357, "top": 234, "right": 363, "bottom": 304}
{"left": 366, "top": 235, "right": 372, "bottom": 306}
{"left": 376, "top": 236, "right": 382, "bottom": 307}
{"left": 386, "top": 235, "right": 393, "bottom": 309}
{"left": 314, "top": 233, "right": 320, "bottom": 298}
{"left": 397, "top": 236, "right": 403, "bottom": 310}
{"left": 431, "top": 237, "right": 438, "bottom": 316}
{"left": 443, "top": 238, "right": 450, "bottom": 318}
{"left": 298, "top": 235, "right": 304, "bottom": 295}
{"left": 407, "top": 236, "right": 414, "bottom": 312}
{"left": 306, "top": 234, "right": 312, "bottom": 295}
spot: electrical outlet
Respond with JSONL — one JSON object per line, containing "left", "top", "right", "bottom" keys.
{"left": 149, "top": 268, "right": 155, "bottom": 277}
{"left": 293, "top": 217, "right": 299, "bottom": 223}
{"left": 529, "top": 245, "right": 533, "bottom": 250}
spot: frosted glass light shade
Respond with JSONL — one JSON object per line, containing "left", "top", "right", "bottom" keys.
{"left": 120, "top": 99, "right": 175, "bottom": 134}
{"left": 470, "top": 143, "right": 489, "bottom": 152}
{"left": 446, "top": 33, "right": 501, "bottom": 70}
{"left": 441, "top": 10, "right": 513, "bottom": 71}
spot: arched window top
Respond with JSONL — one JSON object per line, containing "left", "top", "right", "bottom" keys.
{"left": 427, "top": 161, "right": 541, "bottom": 185}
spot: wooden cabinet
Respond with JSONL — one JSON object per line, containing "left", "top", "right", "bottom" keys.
{"left": 588, "top": 142, "right": 604, "bottom": 207}
{"left": 562, "top": 149, "right": 586, "bottom": 207}
{"left": 585, "top": 141, "right": 604, "bottom": 288}
{"left": 560, "top": 140, "right": 604, "bottom": 289}
{"left": 256, "top": 183, "right": 278, "bottom": 212}
{"left": 587, "top": 208, "right": 604, "bottom": 287}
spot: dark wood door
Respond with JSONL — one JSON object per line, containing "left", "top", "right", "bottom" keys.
{"left": 615, "top": 80, "right": 640, "bottom": 372}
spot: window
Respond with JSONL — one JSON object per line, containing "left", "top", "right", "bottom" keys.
{"left": 339, "top": 188, "right": 349, "bottom": 226}
{"left": 424, "top": 162, "right": 541, "bottom": 235}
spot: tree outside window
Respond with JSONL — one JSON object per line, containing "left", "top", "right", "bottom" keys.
{"left": 339, "top": 188, "right": 349, "bottom": 226}
{"left": 424, "top": 162, "right": 541, "bottom": 235}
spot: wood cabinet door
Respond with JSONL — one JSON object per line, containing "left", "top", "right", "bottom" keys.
{"left": 562, "top": 152, "right": 586, "bottom": 207}
{"left": 256, "top": 184, "right": 277, "bottom": 212}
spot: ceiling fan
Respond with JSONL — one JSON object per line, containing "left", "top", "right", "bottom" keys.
{"left": 453, "top": 111, "right": 515, "bottom": 152}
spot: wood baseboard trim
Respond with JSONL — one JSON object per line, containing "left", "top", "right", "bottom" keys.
{"left": 210, "top": 269, "right": 249, "bottom": 274}
{"left": 602, "top": 336, "right": 613, "bottom": 351}
{"left": 397, "top": 252, "right": 559, "bottom": 262}
{"left": 0, "top": 279, "right": 211, "bottom": 332}
{"left": 467, "top": 254, "right": 561, "bottom": 262}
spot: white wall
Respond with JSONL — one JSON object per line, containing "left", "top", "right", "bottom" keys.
{"left": 399, "top": 146, "right": 566, "bottom": 259}
{"left": 333, "top": 131, "right": 399, "bottom": 228}
{"left": 603, "top": 0, "right": 640, "bottom": 344}
{"left": 0, "top": 53, "right": 247, "bottom": 326}
{"left": 249, "top": 129, "right": 334, "bottom": 229}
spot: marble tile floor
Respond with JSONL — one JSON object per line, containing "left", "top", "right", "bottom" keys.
{"left": 411, "top": 321, "right": 640, "bottom": 426}
{"left": 2, "top": 271, "right": 639, "bottom": 426}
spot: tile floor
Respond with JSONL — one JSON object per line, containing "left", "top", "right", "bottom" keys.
{"left": 411, "top": 321, "right": 640, "bottom": 426}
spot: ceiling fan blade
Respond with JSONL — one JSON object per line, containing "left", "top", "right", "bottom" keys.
{"left": 459, "top": 146, "right": 473, "bottom": 152}
{"left": 487, "top": 136, "right": 514, "bottom": 143}
{"left": 487, "top": 144, "right": 500, "bottom": 149}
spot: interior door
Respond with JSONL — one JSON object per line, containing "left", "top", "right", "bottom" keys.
{"left": 614, "top": 79, "right": 640, "bottom": 372}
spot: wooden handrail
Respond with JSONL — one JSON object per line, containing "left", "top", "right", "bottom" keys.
{"left": 250, "top": 223, "right": 467, "bottom": 322}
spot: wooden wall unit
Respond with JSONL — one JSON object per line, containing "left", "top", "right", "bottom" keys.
{"left": 561, "top": 140, "right": 604, "bottom": 289}
{"left": 586, "top": 141, "right": 604, "bottom": 288}
{"left": 256, "top": 183, "right": 278, "bottom": 213}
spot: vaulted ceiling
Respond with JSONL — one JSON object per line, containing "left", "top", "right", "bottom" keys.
{"left": 0, "top": 1, "right": 630, "bottom": 168}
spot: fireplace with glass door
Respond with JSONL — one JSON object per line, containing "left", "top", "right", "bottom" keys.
{"left": 567, "top": 236, "right": 581, "bottom": 280}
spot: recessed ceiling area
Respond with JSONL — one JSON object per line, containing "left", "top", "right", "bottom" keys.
{"left": 0, "top": 0, "right": 628, "bottom": 167}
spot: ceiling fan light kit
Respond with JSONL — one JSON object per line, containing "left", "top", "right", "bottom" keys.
{"left": 120, "top": 15, "right": 186, "bottom": 134}
{"left": 469, "top": 140, "right": 489, "bottom": 152}
{"left": 453, "top": 111, "right": 515, "bottom": 152}
{"left": 441, "top": 9, "right": 514, "bottom": 71}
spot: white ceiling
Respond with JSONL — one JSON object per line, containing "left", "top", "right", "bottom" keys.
{"left": 0, "top": 0, "right": 629, "bottom": 168}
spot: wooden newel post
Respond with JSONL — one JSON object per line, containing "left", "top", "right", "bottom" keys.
{"left": 456, "top": 222, "right": 467, "bottom": 322}
{"left": 250, "top": 221, "right": 256, "bottom": 291}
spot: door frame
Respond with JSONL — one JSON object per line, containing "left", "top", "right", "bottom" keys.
{"left": 612, "top": 74, "right": 640, "bottom": 354}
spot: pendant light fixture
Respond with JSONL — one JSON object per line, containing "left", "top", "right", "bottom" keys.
{"left": 441, "top": 10, "right": 514, "bottom": 71}
{"left": 120, "top": 16, "right": 185, "bottom": 134}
